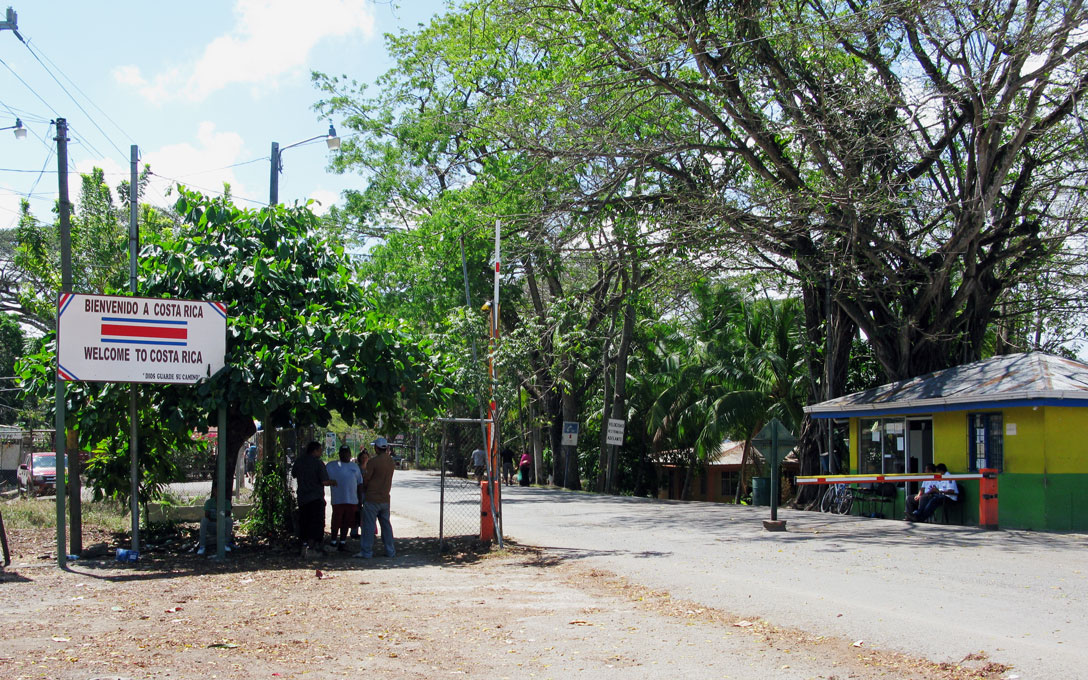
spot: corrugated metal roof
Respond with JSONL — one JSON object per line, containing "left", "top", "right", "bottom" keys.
{"left": 805, "top": 352, "right": 1088, "bottom": 417}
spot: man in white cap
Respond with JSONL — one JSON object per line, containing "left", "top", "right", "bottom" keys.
{"left": 356, "top": 436, "right": 395, "bottom": 559}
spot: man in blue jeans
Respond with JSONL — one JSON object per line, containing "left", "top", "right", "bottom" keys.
{"left": 913, "top": 463, "right": 959, "bottom": 521}
{"left": 356, "top": 437, "right": 395, "bottom": 559}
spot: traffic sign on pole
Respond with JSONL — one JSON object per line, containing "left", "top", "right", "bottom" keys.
{"left": 605, "top": 418, "right": 625, "bottom": 446}
{"left": 562, "top": 421, "right": 579, "bottom": 446}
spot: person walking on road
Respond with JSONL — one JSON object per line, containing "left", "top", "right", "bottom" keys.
{"left": 356, "top": 437, "right": 395, "bottom": 559}
{"left": 519, "top": 451, "right": 532, "bottom": 487}
{"left": 471, "top": 447, "right": 487, "bottom": 482}
{"left": 292, "top": 441, "right": 337, "bottom": 559}
{"left": 501, "top": 447, "right": 515, "bottom": 485}
{"left": 326, "top": 446, "right": 363, "bottom": 551}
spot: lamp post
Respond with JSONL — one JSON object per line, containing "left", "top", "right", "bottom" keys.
{"left": 269, "top": 124, "right": 340, "bottom": 205}
{"left": 1, "top": 118, "right": 27, "bottom": 140}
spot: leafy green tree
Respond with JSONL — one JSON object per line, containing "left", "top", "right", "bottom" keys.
{"left": 0, "top": 313, "right": 26, "bottom": 425}
{"left": 18, "top": 189, "right": 449, "bottom": 522}
{"left": 140, "top": 189, "right": 448, "bottom": 529}
{"left": 8, "top": 167, "right": 171, "bottom": 332}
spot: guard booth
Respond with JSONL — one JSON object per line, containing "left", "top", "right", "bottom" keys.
{"left": 804, "top": 353, "right": 1088, "bottom": 531}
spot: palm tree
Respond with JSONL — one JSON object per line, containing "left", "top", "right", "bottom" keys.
{"left": 647, "top": 283, "right": 806, "bottom": 502}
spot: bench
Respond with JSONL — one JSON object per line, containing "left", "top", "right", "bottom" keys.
{"left": 851, "top": 482, "right": 897, "bottom": 518}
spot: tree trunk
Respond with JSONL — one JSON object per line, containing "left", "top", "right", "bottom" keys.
{"left": 561, "top": 381, "right": 581, "bottom": 491}
{"left": 596, "top": 324, "right": 614, "bottom": 492}
{"left": 607, "top": 276, "right": 637, "bottom": 494}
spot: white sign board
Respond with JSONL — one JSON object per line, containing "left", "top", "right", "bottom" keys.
{"left": 57, "top": 293, "right": 227, "bottom": 384}
{"left": 605, "top": 418, "right": 625, "bottom": 446}
{"left": 562, "top": 421, "right": 579, "bottom": 446}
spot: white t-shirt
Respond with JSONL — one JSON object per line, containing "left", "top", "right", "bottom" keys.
{"left": 936, "top": 479, "right": 959, "bottom": 501}
{"left": 472, "top": 448, "right": 487, "bottom": 467}
{"left": 326, "top": 461, "right": 363, "bottom": 505}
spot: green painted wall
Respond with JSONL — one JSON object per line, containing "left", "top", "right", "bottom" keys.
{"left": 999, "top": 473, "right": 1088, "bottom": 531}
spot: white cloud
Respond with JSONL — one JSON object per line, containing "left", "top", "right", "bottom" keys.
{"left": 306, "top": 188, "right": 340, "bottom": 215}
{"left": 0, "top": 192, "right": 25, "bottom": 229}
{"left": 143, "top": 122, "right": 251, "bottom": 205}
{"left": 114, "top": 0, "right": 375, "bottom": 104}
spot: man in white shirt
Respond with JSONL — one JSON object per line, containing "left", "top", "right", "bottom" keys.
{"left": 326, "top": 446, "right": 364, "bottom": 550}
{"left": 913, "top": 463, "right": 958, "bottom": 522}
{"left": 471, "top": 447, "right": 487, "bottom": 482}
{"left": 905, "top": 463, "right": 938, "bottom": 521}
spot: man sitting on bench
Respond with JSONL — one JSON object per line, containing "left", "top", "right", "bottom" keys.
{"left": 905, "top": 463, "right": 938, "bottom": 521}
{"left": 911, "top": 463, "right": 958, "bottom": 522}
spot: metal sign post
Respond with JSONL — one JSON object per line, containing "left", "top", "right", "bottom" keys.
{"left": 754, "top": 418, "right": 797, "bottom": 528}
{"left": 55, "top": 292, "right": 227, "bottom": 565}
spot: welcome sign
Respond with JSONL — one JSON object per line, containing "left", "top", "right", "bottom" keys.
{"left": 57, "top": 293, "right": 227, "bottom": 384}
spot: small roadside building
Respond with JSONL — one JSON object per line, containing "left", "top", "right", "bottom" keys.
{"left": 655, "top": 439, "right": 800, "bottom": 504}
{"left": 805, "top": 352, "right": 1088, "bottom": 531}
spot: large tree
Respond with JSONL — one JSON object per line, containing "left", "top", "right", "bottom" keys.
{"left": 19, "top": 189, "right": 448, "bottom": 515}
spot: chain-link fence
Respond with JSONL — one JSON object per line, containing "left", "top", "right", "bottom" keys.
{"left": 437, "top": 445, "right": 500, "bottom": 552}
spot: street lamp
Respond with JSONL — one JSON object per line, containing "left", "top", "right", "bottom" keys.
{"left": 269, "top": 124, "right": 340, "bottom": 205}
{"left": 1, "top": 118, "right": 27, "bottom": 140}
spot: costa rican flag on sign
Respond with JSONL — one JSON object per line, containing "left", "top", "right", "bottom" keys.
{"left": 100, "top": 317, "right": 188, "bottom": 347}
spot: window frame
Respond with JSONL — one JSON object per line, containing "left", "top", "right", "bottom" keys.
{"left": 967, "top": 412, "right": 1004, "bottom": 472}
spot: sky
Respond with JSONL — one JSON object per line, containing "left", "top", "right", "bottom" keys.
{"left": 0, "top": 0, "right": 446, "bottom": 229}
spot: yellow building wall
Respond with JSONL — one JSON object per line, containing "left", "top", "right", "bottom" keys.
{"left": 932, "top": 412, "right": 966, "bottom": 471}
{"left": 849, "top": 418, "right": 858, "bottom": 471}
{"left": 874, "top": 407, "right": 1086, "bottom": 474}
{"left": 1001, "top": 407, "right": 1046, "bottom": 474}
{"left": 1042, "top": 407, "right": 1088, "bottom": 474}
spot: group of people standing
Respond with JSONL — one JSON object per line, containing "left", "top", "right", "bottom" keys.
{"left": 291, "top": 437, "right": 396, "bottom": 560}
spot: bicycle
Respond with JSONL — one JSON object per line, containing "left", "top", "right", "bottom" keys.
{"left": 819, "top": 483, "right": 853, "bottom": 515}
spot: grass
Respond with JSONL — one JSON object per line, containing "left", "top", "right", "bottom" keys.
{"left": 1, "top": 496, "right": 131, "bottom": 533}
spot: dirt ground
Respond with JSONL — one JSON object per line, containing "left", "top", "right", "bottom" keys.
{"left": 1, "top": 520, "right": 1013, "bottom": 680}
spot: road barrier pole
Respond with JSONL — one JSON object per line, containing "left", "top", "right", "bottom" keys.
{"left": 480, "top": 481, "right": 494, "bottom": 542}
{"left": 979, "top": 468, "right": 999, "bottom": 530}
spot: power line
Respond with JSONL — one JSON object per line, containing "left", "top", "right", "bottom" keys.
{"left": 147, "top": 171, "right": 267, "bottom": 208}
{"left": 22, "top": 38, "right": 134, "bottom": 148}
{"left": 17, "top": 37, "right": 129, "bottom": 162}
{"left": 0, "top": 54, "right": 58, "bottom": 118}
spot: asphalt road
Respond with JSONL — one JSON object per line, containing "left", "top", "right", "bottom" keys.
{"left": 390, "top": 470, "right": 1088, "bottom": 679}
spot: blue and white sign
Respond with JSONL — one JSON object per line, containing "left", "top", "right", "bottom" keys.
{"left": 562, "top": 421, "right": 579, "bottom": 446}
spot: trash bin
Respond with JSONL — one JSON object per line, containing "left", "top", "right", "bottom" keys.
{"left": 751, "top": 476, "right": 770, "bottom": 506}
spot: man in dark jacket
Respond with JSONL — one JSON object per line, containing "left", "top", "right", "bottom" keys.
{"left": 292, "top": 440, "right": 336, "bottom": 559}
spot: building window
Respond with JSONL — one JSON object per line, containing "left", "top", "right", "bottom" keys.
{"left": 720, "top": 471, "right": 739, "bottom": 497}
{"left": 859, "top": 418, "right": 908, "bottom": 475}
{"left": 968, "top": 412, "right": 1003, "bottom": 472}
{"left": 699, "top": 471, "right": 707, "bottom": 497}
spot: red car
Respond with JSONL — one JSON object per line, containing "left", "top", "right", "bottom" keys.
{"left": 16, "top": 451, "right": 65, "bottom": 498}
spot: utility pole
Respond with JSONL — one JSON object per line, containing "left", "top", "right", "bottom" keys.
{"left": 55, "top": 118, "right": 72, "bottom": 567}
{"left": 0, "top": 7, "right": 21, "bottom": 38}
{"left": 129, "top": 145, "right": 140, "bottom": 554}
{"left": 268, "top": 126, "right": 339, "bottom": 206}
{"left": 269, "top": 142, "right": 280, "bottom": 205}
